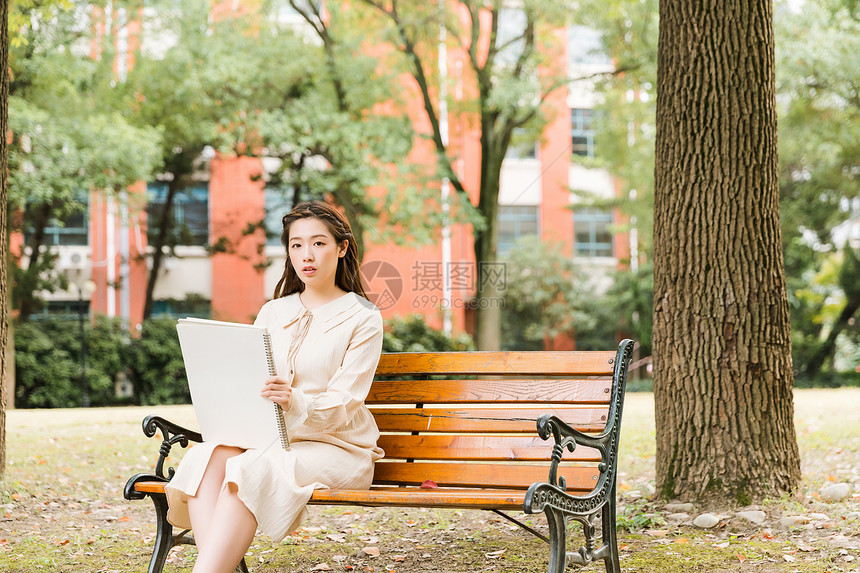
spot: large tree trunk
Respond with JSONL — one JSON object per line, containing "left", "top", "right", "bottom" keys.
{"left": 1, "top": 0, "right": 11, "bottom": 477}
{"left": 652, "top": 0, "right": 800, "bottom": 502}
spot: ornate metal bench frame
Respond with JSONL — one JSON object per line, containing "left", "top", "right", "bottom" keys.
{"left": 125, "top": 339, "right": 634, "bottom": 573}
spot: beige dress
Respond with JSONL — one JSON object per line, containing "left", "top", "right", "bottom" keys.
{"left": 165, "top": 291, "right": 385, "bottom": 540}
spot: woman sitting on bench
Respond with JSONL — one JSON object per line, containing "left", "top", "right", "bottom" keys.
{"left": 164, "top": 201, "right": 384, "bottom": 573}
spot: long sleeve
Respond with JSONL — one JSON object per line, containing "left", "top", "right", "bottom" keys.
{"left": 290, "top": 311, "right": 383, "bottom": 432}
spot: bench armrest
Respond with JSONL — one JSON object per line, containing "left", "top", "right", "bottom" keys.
{"left": 141, "top": 415, "right": 203, "bottom": 481}
{"left": 535, "top": 413, "right": 608, "bottom": 490}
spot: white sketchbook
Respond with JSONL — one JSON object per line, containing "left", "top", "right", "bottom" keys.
{"left": 176, "top": 318, "right": 290, "bottom": 451}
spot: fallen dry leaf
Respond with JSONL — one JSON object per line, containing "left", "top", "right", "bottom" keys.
{"left": 796, "top": 542, "right": 816, "bottom": 552}
{"left": 310, "top": 564, "right": 332, "bottom": 571}
{"left": 674, "top": 538, "right": 689, "bottom": 544}
{"left": 646, "top": 529, "right": 669, "bottom": 537}
{"left": 783, "top": 554, "right": 796, "bottom": 562}
{"left": 361, "top": 546, "right": 381, "bottom": 558}
{"left": 485, "top": 549, "right": 506, "bottom": 559}
{"left": 420, "top": 480, "right": 438, "bottom": 489}
{"left": 736, "top": 554, "right": 747, "bottom": 564}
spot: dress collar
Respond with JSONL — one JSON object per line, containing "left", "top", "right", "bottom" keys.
{"left": 274, "top": 292, "right": 371, "bottom": 333}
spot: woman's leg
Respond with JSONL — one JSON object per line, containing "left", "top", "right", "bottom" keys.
{"left": 191, "top": 481, "right": 258, "bottom": 573}
{"left": 186, "top": 446, "right": 244, "bottom": 552}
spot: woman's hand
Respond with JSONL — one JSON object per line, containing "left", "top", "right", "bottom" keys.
{"left": 261, "top": 376, "right": 293, "bottom": 410}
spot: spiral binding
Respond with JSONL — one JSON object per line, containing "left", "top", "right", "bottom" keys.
{"left": 263, "top": 330, "right": 291, "bottom": 450}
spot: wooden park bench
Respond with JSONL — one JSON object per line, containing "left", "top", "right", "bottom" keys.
{"left": 124, "top": 339, "right": 634, "bottom": 573}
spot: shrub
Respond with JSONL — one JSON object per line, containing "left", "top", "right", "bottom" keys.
{"left": 14, "top": 312, "right": 475, "bottom": 409}
{"left": 383, "top": 314, "right": 475, "bottom": 352}
{"left": 14, "top": 316, "right": 129, "bottom": 408}
{"left": 127, "top": 316, "right": 190, "bottom": 405}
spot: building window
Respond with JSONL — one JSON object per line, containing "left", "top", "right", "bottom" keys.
{"left": 31, "top": 299, "right": 90, "bottom": 321}
{"left": 497, "top": 205, "right": 540, "bottom": 256}
{"left": 571, "top": 108, "right": 596, "bottom": 158}
{"left": 146, "top": 184, "right": 209, "bottom": 246}
{"left": 264, "top": 187, "right": 294, "bottom": 246}
{"left": 152, "top": 295, "right": 211, "bottom": 319}
{"left": 574, "top": 207, "right": 613, "bottom": 257}
{"left": 24, "top": 197, "right": 89, "bottom": 246}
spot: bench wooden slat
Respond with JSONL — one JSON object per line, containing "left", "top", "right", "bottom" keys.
{"left": 377, "top": 435, "right": 602, "bottom": 462}
{"left": 372, "top": 406, "right": 609, "bottom": 433}
{"left": 308, "top": 487, "right": 529, "bottom": 510}
{"left": 366, "top": 379, "right": 612, "bottom": 404}
{"left": 131, "top": 481, "right": 532, "bottom": 510}
{"left": 375, "top": 352, "right": 616, "bottom": 376}
{"left": 372, "top": 461, "right": 599, "bottom": 490}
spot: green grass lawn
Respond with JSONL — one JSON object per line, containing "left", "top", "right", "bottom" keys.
{"left": 1, "top": 389, "right": 857, "bottom": 572}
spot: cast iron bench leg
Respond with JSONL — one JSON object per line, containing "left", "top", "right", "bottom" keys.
{"left": 601, "top": 481, "right": 621, "bottom": 573}
{"left": 148, "top": 493, "right": 172, "bottom": 573}
{"left": 544, "top": 506, "right": 567, "bottom": 573}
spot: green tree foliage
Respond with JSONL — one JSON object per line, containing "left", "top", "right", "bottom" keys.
{"left": 121, "top": 0, "right": 238, "bottom": 319}
{"left": 239, "top": 1, "right": 429, "bottom": 257}
{"left": 8, "top": 1, "right": 161, "bottom": 320}
{"left": 499, "top": 236, "right": 652, "bottom": 355}
{"left": 571, "top": 0, "right": 860, "bottom": 383}
{"left": 127, "top": 1, "right": 435, "bottom": 316}
{"left": 500, "top": 235, "right": 591, "bottom": 350}
{"left": 356, "top": 0, "right": 577, "bottom": 349}
{"left": 776, "top": 0, "right": 860, "bottom": 381}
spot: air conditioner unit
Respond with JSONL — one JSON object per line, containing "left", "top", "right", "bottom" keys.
{"left": 58, "top": 250, "right": 87, "bottom": 270}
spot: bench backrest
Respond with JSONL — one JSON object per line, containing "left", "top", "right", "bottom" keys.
{"left": 367, "top": 346, "right": 630, "bottom": 495}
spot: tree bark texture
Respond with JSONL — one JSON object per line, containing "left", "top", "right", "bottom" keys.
{"left": 1, "top": 0, "right": 10, "bottom": 477}
{"left": 652, "top": 0, "right": 801, "bottom": 501}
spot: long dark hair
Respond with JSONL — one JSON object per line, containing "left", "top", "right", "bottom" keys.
{"left": 273, "top": 201, "right": 367, "bottom": 299}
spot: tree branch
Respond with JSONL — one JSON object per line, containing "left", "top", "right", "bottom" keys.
{"left": 287, "top": 0, "right": 350, "bottom": 113}
{"left": 358, "top": 0, "right": 469, "bottom": 198}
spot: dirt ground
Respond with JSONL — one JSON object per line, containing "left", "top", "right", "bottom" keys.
{"left": 1, "top": 390, "right": 858, "bottom": 572}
